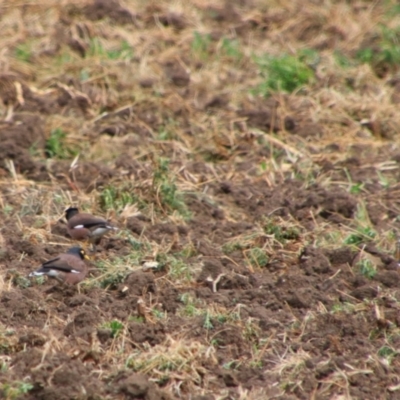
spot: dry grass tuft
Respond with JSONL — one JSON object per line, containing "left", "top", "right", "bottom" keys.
{"left": 127, "top": 336, "right": 217, "bottom": 390}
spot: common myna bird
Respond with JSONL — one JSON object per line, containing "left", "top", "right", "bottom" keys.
{"left": 65, "top": 207, "right": 118, "bottom": 251}
{"left": 29, "top": 247, "right": 89, "bottom": 285}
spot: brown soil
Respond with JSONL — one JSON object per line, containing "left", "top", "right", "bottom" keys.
{"left": 1, "top": 0, "right": 400, "bottom": 399}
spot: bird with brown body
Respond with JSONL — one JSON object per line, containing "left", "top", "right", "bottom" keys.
{"left": 29, "top": 247, "right": 89, "bottom": 285}
{"left": 65, "top": 207, "right": 118, "bottom": 251}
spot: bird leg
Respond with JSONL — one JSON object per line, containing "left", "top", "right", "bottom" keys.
{"left": 55, "top": 276, "right": 65, "bottom": 285}
{"left": 90, "top": 237, "right": 102, "bottom": 253}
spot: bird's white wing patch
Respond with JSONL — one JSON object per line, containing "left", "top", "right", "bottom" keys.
{"left": 73, "top": 225, "right": 85, "bottom": 229}
{"left": 91, "top": 227, "right": 109, "bottom": 236}
{"left": 71, "top": 269, "right": 80, "bottom": 274}
{"left": 29, "top": 271, "right": 45, "bottom": 277}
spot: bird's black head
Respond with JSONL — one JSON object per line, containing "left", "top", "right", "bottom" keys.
{"left": 66, "top": 246, "right": 88, "bottom": 260}
{"left": 65, "top": 207, "right": 79, "bottom": 220}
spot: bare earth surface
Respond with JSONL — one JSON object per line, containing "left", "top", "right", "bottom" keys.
{"left": 1, "top": 1, "right": 400, "bottom": 399}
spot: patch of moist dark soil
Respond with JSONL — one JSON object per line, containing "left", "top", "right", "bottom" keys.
{"left": 83, "top": 0, "right": 137, "bottom": 24}
{"left": 0, "top": 112, "right": 125, "bottom": 193}
{"left": 0, "top": 112, "right": 115, "bottom": 189}
{"left": 18, "top": 85, "right": 64, "bottom": 116}
{"left": 325, "top": 246, "right": 358, "bottom": 266}
{"left": 196, "top": 259, "right": 224, "bottom": 282}
{"left": 189, "top": 238, "right": 399, "bottom": 336}
{"left": 237, "top": 103, "right": 295, "bottom": 133}
{"left": 64, "top": 304, "right": 101, "bottom": 338}
{"left": 296, "top": 312, "right": 400, "bottom": 399}
{"left": 114, "top": 153, "right": 151, "bottom": 177}
{"left": 125, "top": 216, "right": 148, "bottom": 235}
{"left": 0, "top": 229, "right": 45, "bottom": 281}
{"left": 162, "top": 60, "right": 191, "bottom": 87}
{"left": 153, "top": 282, "right": 181, "bottom": 314}
{"left": 11, "top": 239, "right": 37, "bottom": 258}
{"left": 209, "top": 179, "right": 357, "bottom": 226}
{"left": 0, "top": 141, "right": 46, "bottom": 182}
{"left": 49, "top": 160, "right": 115, "bottom": 192}
{"left": 0, "top": 276, "right": 172, "bottom": 397}
{"left": 128, "top": 321, "right": 166, "bottom": 346}
{"left": 157, "top": 11, "right": 187, "bottom": 31}
{"left": 0, "top": 73, "right": 63, "bottom": 114}
{"left": 123, "top": 270, "right": 157, "bottom": 296}
{"left": 0, "top": 289, "right": 48, "bottom": 328}
{"left": 145, "top": 222, "right": 179, "bottom": 242}
{"left": 0, "top": 113, "right": 46, "bottom": 149}
{"left": 50, "top": 220, "right": 69, "bottom": 238}
{"left": 108, "top": 371, "right": 172, "bottom": 400}
{"left": 8, "top": 351, "right": 99, "bottom": 400}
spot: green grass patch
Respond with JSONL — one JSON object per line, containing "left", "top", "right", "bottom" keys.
{"left": 1, "top": 204, "right": 13, "bottom": 215}
{"left": 254, "top": 53, "right": 314, "bottom": 96}
{"left": 99, "top": 184, "right": 138, "bottom": 213}
{"left": 344, "top": 203, "right": 376, "bottom": 246}
{"left": 0, "top": 329, "right": 16, "bottom": 357}
{"left": 152, "top": 158, "right": 190, "bottom": 218}
{"left": 97, "top": 269, "right": 127, "bottom": 289}
{"left": 344, "top": 227, "right": 376, "bottom": 246}
{"left": 129, "top": 315, "right": 145, "bottom": 323}
{"left": 158, "top": 118, "right": 179, "bottom": 141}
{"left": 157, "top": 253, "right": 192, "bottom": 282}
{"left": 331, "top": 302, "right": 359, "bottom": 314}
{"left": 178, "top": 294, "right": 242, "bottom": 331}
{"left": 1, "top": 381, "right": 33, "bottom": 400}
{"left": 378, "top": 346, "right": 397, "bottom": 364}
{"left": 80, "top": 69, "right": 91, "bottom": 82}
{"left": 191, "top": 31, "right": 212, "bottom": 59}
{"left": 356, "top": 25, "right": 400, "bottom": 74}
{"left": 55, "top": 49, "right": 75, "bottom": 66}
{"left": 298, "top": 48, "right": 320, "bottom": 69}
{"left": 263, "top": 219, "right": 300, "bottom": 243}
{"left": 222, "top": 240, "right": 246, "bottom": 254}
{"left": 357, "top": 258, "right": 377, "bottom": 279}
{"left": 102, "top": 320, "right": 124, "bottom": 338}
{"left": 334, "top": 50, "right": 355, "bottom": 68}
{"left": 387, "top": 4, "right": 400, "bottom": 15}
{"left": 248, "top": 247, "right": 269, "bottom": 268}
{"left": 220, "top": 37, "right": 242, "bottom": 60}
{"left": 179, "top": 293, "right": 202, "bottom": 317}
{"left": 88, "top": 38, "right": 133, "bottom": 60}
{"left": 174, "top": 244, "right": 197, "bottom": 258}
{"left": 14, "top": 43, "right": 32, "bottom": 63}
{"left": 349, "top": 182, "right": 365, "bottom": 194}
{"left": 93, "top": 255, "right": 139, "bottom": 289}
{"left": 9, "top": 272, "right": 31, "bottom": 289}
{"left": 45, "top": 128, "right": 78, "bottom": 159}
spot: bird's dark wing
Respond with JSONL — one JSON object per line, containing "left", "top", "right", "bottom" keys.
{"left": 70, "top": 215, "right": 111, "bottom": 229}
{"left": 41, "top": 255, "right": 80, "bottom": 273}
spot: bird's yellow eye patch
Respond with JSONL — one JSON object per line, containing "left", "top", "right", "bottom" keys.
{"left": 80, "top": 250, "right": 90, "bottom": 260}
